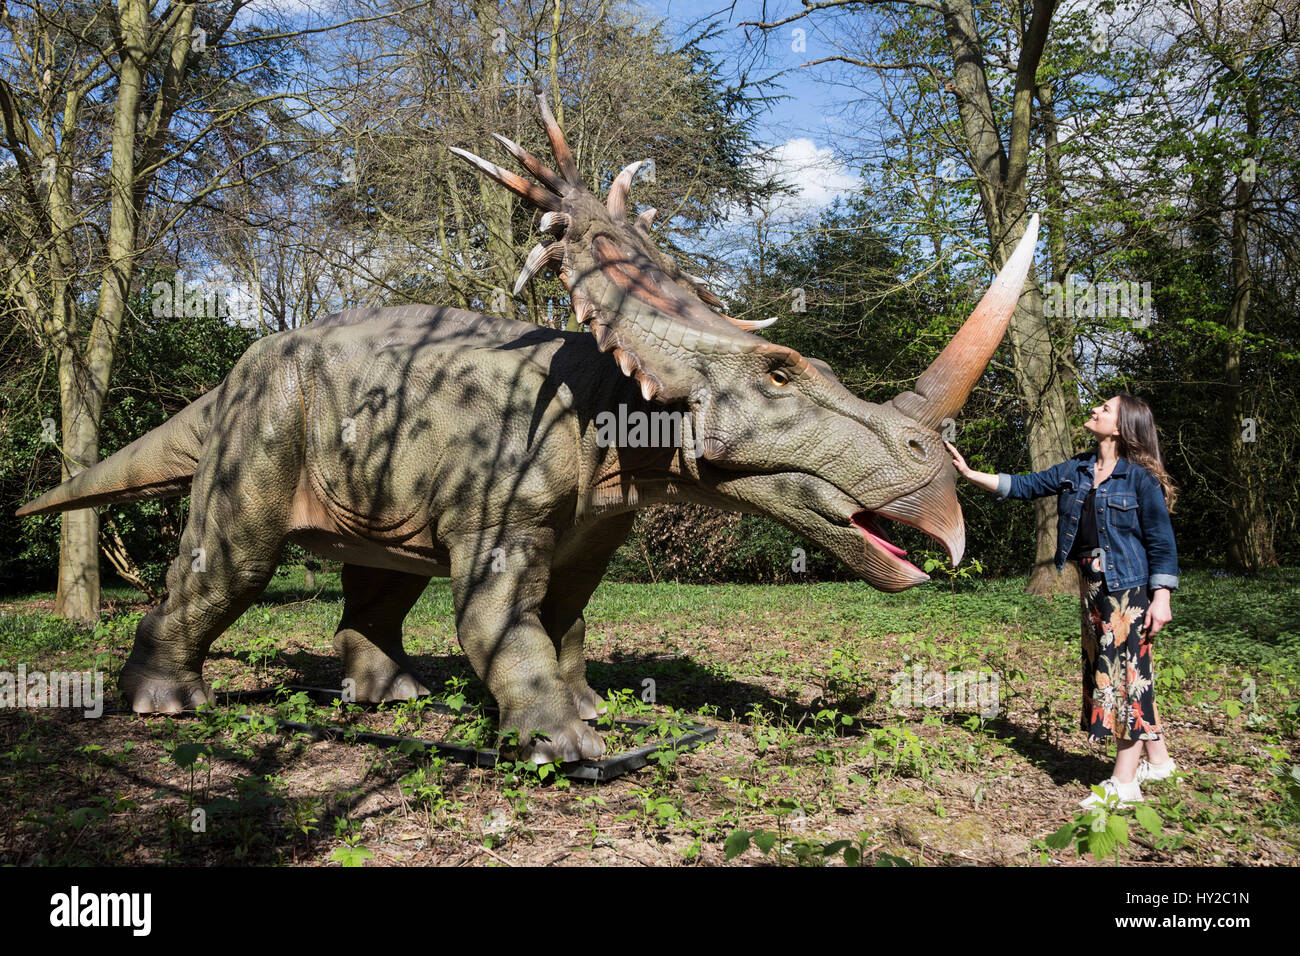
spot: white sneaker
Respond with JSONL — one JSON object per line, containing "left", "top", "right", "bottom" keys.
{"left": 1079, "top": 776, "right": 1143, "bottom": 809}
{"left": 1136, "top": 758, "right": 1177, "bottom": 783}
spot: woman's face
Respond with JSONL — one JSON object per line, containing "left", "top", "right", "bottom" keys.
{"left": 1084, "top": 396, "right": 1122, "bottom": 440}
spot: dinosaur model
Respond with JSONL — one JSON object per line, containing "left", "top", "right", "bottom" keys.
{"left": 18, "top": 85, "right": 1039, "bottom": 763}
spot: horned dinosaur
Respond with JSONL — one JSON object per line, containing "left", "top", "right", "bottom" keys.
{"left": 19, "top": 85, "right": 1039, "bottom": 763}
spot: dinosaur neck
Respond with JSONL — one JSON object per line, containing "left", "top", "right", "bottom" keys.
{"left": 575, "top": 374, "right": 704, "bottom": 522}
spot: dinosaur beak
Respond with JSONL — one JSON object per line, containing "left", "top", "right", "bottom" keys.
{"left": 873, "top": 459, "right": 966, "bottom": 569}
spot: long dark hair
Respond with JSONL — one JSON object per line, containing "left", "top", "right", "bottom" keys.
{"left": 1115, "top": 393, "right": 1179, "bottom": 513}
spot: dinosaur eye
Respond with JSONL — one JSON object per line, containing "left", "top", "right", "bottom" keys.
{"left": 908, "top": 440, "right": 926, "bottom": 460}
{"left": 770, "top": 368, "right": 791, "bottom": 387}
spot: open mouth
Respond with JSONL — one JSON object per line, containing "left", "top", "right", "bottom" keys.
{"left": 850, "top": 510, "right": 915, "bottom": 565}
{"left": 732, "top": 470, "right": 964, "bottom": 588}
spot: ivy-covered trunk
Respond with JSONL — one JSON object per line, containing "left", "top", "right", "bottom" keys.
{"left": 51, "top": 0, "right": 155, "bottom": 620}
{"left": 1224, "top": 80, "right": 1274, "bottom": 571}
{"left": 54, "top": 350, "right": 101, "bottom": 622}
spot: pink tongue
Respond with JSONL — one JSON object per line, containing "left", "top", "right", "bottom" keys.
{"left": 852, "top": 513, "right": 908, "bottom": 558}
{"left": 870, "top": 531, "right": 908, "bottom": 559}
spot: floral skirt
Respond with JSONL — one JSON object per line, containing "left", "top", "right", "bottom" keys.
{"left": 1077, "top": 555, "right": 1163, "bottom": 742}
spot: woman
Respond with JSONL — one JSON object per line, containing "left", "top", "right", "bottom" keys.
{"left": 945, "top": 394, "right": 1180, "bottom": 808}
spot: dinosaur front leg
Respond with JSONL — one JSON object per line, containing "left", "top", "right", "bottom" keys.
{"left": 542, "top": 517, "right": 636, "bottom": 718}
{"left": 332, "top": 564, "right": 432, "bottom": 702}
{"left": 450, "top": 531, "right": 605, "bottom": 763}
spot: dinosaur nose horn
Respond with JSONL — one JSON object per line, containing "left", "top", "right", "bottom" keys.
{"left": 890, "top": 214, "right": 1039, "bottom": 429}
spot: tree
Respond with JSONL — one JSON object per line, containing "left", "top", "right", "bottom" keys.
{"left": 744, "top": 0, "right": 1086, "bottom": 595}
{"left": 1117, "top": 0, "right": 1300, "bottom": 570}
{"left": 0, "top": 1, "right": 331, "bottom": 619}
{"left": 277, "top": 0, "right": 776, "bottom": 328}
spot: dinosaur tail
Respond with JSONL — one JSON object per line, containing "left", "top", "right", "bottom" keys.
{"left": 16, "top": 387, "right": 221, "bottom": 517}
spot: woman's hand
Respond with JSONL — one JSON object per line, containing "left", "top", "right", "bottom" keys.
{"left": 945, "top": 441, "right": 972, "bottom": 478}
{"left": 944, "top": 442, "right": 1001, "bottom": 493}
{"left": 1144, "top": 589, "right": 1172, "bottom": 637}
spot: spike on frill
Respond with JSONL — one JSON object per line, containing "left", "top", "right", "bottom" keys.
{"left": 513, "top": 242, "right": 566, "bottom": 297}
{"left": 540, "top": 211, "right": 571, "bottom": 236}
{"left": 607, "top": 160, "right": 650, "bottom": 220}
{"left": 691, "top": 282, "right": 727, "bottom": 312}
{"left": 570, "top": 285, "right": 598, "bottom": 326}
{"left": 723, "top": 315, "right": 779, "bottom": 331}
{"left": 585, "top": 317, "right": 665, "bottom": 402}
{"left": 447, "top": 147, "right": 561, "bottom": 212}
{"left": 490, "top": 132, "right": 567, "bottom": 195}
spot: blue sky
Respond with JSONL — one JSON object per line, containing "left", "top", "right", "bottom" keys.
{"left": 638, "top": 0, "right": 844, "bottom": 141}
{"left": 637, "top": 0, "right": 868, "bottom": 220}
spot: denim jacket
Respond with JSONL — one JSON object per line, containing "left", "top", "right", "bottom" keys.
{"left": 995, "top": 452, "right": 1179, "bottom": 593}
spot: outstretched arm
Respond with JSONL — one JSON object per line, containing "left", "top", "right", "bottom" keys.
{"left": 947, "top": 441, "right": 1074, "bottom": 499}
{"left": 945, "top": 442, "right": 1000, "bottom": 492}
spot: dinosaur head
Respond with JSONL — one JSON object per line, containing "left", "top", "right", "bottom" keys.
{"left": 451, "top": 84, "right": 1038, "bottom": 592}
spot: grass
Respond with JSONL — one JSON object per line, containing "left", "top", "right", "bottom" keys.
{"left": 0, "top": 565, "right": 1297, "bottom": 866}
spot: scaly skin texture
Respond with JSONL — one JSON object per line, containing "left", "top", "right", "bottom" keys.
{"left": 20, "top": 87, "right": 1039, "bottom": 763}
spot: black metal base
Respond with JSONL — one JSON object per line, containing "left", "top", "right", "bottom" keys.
{"left": 215, "top": 685, "right": 717, "bottom": 782}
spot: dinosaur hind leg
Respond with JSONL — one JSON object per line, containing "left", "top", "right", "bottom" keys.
{"left": 119, "top": 376, "right": 300, "bottom": 714}
{"left": 542, "top": 579, "right": 607, "bottom": 721}
{"left": 119, "top": 493, "right": 285, "bottom": 713}
{"left": 332, "top": 564, "right": 432, "bottom": 702}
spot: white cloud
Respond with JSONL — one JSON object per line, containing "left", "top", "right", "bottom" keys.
{"left": 764, "top": 137, "right": 859, "bottom": 215}
{"left": 689, "top": 136, "right": 860, "bottom": 294}
{"left": 714, "top": 136, "right": 858, "bottom": 233}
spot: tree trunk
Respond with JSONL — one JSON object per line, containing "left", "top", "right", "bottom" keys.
{"left": 1037, "top": 80, "right": 1083, "bottom": 428}
{"left": 474, "top": 0, "right": 518, "bottom": 305}
{"left": 1224, "top": 83, "right": 1274, "bottom": 571}
{"left": 942, "top": 0, "right": 1076, "bottom": 596}
{"left": 52, "top": 0, "right": 152, "bottom": 620}
{"left": 1024, "top": 81, "right": 1081, "bottom": 596}
{"left": 1001, "top": 257, "right": 1080, "bottom": 596}
{"left": 54, "top": 347, "right": 101, "bottom": 621}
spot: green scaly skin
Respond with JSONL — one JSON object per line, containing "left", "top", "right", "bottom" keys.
{"left": 19, "top": 87, "right": 1037, "bottom": 764}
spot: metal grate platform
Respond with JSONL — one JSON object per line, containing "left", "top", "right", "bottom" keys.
{"left": 214, "top": 685, "right": 717, "bottom": 782}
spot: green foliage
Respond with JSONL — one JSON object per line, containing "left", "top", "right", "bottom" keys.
{"left": 0, "top": 290, "right": 257, "bottom": 593}
{"left": 329, "top": 843, "right": 374, "bottom": 867}
{"left": 1040, "top": 796, "right": 1165, "bottom": 863}
{"left": 0, "top": 613, "right": 95, "bottom": 667}
{"left": 724, "top": 827, "right": 904, "bottom": 867}
{"left": 606, "top": 504, "right": 847, "bottom": 584}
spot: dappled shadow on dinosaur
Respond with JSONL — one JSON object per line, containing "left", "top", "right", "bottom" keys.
{"left": 18, "top": 82, "right": 1039, "bottom": 765}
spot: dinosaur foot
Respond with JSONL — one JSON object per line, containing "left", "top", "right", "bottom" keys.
{"left": 333, "top": 631, "right": 431, "bottom": 703}
{"left": 501, "top": 707, "right": 607, "bottom": 765}
{"left": 119, "top": 666, "right": 213, "bottom": 714}
{"left": 567, "top": 681, "right": 608, "bottom": 721}
{"left": 345, "top": 668, "right": 431, "bottom": 703}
